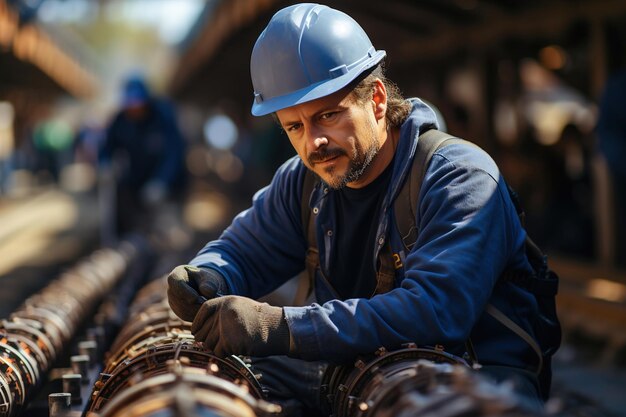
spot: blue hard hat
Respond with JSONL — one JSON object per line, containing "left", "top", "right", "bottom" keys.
{"left": 122, "top": 76, "right": 150, "bottom": 108}
{"left": 250, "top": 3, "right": 386, "bottom": 116}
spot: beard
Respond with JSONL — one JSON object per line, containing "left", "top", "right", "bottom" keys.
{"left": 308, "top": 128, "right": 380, "bottom": 189}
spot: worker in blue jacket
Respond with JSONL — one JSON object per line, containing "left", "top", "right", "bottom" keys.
{"left": 101, "top": 75, "right": 187, "bottom": 236}
{"left": 167, "top": 3, "right": 555, "bottom": 414}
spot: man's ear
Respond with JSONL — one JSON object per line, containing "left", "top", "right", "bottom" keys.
{"left": 371, "top": 79, "right": 387, "bottom": 121}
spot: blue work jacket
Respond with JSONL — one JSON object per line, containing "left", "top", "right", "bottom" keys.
{"left": 102, "top": 99, "right": 186, "bottom": 191}
{"left": 191, "top": 98, "right": 540, "bottom": 372}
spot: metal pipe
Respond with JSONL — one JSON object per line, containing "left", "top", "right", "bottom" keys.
{"left": 0, "top": 239, "right": 144, "bottom": 417}
{"left": 87, "top": 277, "right": 281, "bottom": 417}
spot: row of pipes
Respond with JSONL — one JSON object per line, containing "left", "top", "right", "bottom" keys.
{"left": 0, "top": 239, "right": 142, "bottom": 417}
{"left": 1, "top": 238, "right": 583, "bottom": 417}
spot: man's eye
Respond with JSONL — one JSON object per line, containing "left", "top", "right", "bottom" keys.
{"left": 320, "top": 112, "right": 336, "bottom": 120}
{"left": 286, "top": 123, "right": 301, "bottom": 132}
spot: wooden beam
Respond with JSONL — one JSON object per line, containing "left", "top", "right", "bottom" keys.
{"left": 170, "top": 0, "right": 277, "bottom": 96}
{"left": 395, "top": 0, "right": 626, "bottom": 63}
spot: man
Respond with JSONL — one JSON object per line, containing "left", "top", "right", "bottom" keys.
{"left": 101, "top": 75, "right": 187, "bottom": 237}
{"left": 167, "top": 3, "right": 555, "bottom": 414}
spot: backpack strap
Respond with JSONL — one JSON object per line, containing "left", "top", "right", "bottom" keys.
{"left": 293, "top": 169, "right": 319, "bottom": 305}
{"left": 395, "top": 129, "right": 477, "bottom": 251}
{"left": 373, "top": 241, "right": 396, "bottom": 295}
{"left": 485, "top": 303, "right": 543, "bottom": 374}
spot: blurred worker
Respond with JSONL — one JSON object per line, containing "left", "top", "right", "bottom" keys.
{"left": 167, "top": 4, "right": 559, "bottom": 415}
{"left": 596, "top": 69, "right": 626, "bottom": 267}
{"left": 101, "top": 75, "right": 187, "bottom": 239}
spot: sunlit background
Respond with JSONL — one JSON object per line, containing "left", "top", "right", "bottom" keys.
{"left": 1, "top": 0, "right": 626, "bottom": 415}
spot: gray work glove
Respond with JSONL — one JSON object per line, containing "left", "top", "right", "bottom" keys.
{"left": 191, "top": 295, "right": 290, "bottom": 357}
{"left": 167, "top": 265, "right": 229, "bottom": 321}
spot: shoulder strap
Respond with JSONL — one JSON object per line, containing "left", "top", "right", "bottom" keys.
{"left": 300, "top": 169, "right": 318, "bottom": 236}
{"left": 485, "top": 303, "right": 544, "bottom": 374}
{"left": 395, "top": 129, "right": 473, "bottom": 251}
{"left": 293, "top": 169, "right": 319, "bottom": 305}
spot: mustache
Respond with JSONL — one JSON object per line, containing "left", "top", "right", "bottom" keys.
{"left": 308, "top": 148, "right": 346, "bottom": 165}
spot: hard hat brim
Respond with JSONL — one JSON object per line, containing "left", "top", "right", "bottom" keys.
{"left": 251, "top": 50, "right": 386, "bottom": 116}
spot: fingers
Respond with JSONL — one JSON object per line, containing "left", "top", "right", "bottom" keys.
{"left": 170, "top": 265, "right": 193, "bottom": 283}
{"left": 191, "top": 297, "right": 239, "bottom": 356}
{"left": 186, "top": 267, "right": 224, "bottom": 299}
{"left": 167, "top": 266, "right": 206, "bottom": 321}
{"left": 197, "top": 279, "right": 220, "bottom": 299}
{"left": 191, "top": 298, "right": 220, "bottom": 346}
{"left": 167, "top": 274, "right": 205, "bottom": 304}
{"left": 167, "top": 289, "right": 202, "bottom": 322}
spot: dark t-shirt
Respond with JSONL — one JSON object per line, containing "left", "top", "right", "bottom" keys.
{"left": 329, "top": 161, "right": 394, "bottom": 299}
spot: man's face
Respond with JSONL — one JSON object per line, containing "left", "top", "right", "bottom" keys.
{"left": 124, "top": 101, "right": 149, "bottom": 121}
{"left": 276, "top": 83, "right": 386, "bottom": 189}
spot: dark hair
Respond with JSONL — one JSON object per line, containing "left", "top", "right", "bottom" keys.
{"left": 350, "top": 63, "right": 412, "bottom": 127}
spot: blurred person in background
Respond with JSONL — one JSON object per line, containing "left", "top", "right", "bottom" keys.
{"left": 596, "top": 68, "right": 626, "bottom": 268}
{"left": 167, "top": 3, "right": 559, "bottom": 415}
{"left": 100, "top": 75, "right": 187, "bottom": 239}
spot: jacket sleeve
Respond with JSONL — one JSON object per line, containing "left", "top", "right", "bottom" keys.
{"left": 190, "top": 157, "right": 309, "bottom": 298}
{"left": 284, "top": 144, "right": 529, "bottom": 362}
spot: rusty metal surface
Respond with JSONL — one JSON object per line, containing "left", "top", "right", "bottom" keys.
{"left": 87, "top": 277, "right": 280, "bottom": 417}
{"left": 0, "top": 241, "right": 142, "bottom": 417}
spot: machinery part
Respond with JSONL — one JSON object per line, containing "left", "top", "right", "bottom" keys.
{"left": 10, "top": 307, "right": 70, "bottom": 352}
{"left": 0, "top": 341, "right": 39, "bottom": 407}
{"left": 0, "top": 240, "right": 143, "bottom": 417}
{"left": 104, "top": 311, "right": 190, "bottom": 364}
{"left": 357, "top": 361, "right": 537, "bottom": 417}
{"left": 91, "top": 368, "right": 281, "bottom": 417}
{"left": 0, "top": 374, "right": 13, "bottom": 417}
{"left": 0, "top": 350, "right": 27, "bottom": 414}
{"left": 87, "top": 277, "right": 275, "bottom": 417}
{"left": 90, "top": 338, "right": 265, "bottom": 411}
{"left": 62, "top": 374, "right": 83, "bottom": 405}
{"left": 70, "top": 355, "right": 91, "bottom": 383}
{"left": 250, "top": 3, "right": 385, "bottom": 116}
{"left": 1, "top": 323, "right": 51, "bottom": 372}
{"left": 319, "top": 343, "right": 556, "bottom": 417}
{"left": 48, "top": 393, "right": 72, "bottom": 417}
{"left": 320, "top": 344, "right": 470, "bottom": 417}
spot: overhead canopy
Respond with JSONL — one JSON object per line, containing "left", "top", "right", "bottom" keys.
{"left": 0, "top": 0, "right": 99, "bottom": 99}
{"left": 169, "top": 0, "right": 626, "bottom": 115}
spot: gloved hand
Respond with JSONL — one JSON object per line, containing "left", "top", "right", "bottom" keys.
{"left": 167, "top": 265, "right": 229, "bottom": 321}
{"left": 191, "top": 295, "right": 291, "bottom": 357}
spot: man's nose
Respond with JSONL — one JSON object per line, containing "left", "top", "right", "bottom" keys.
{"left": 305, "top": 125, "right": 329, "bottom": 150}
{"left": 313, "top": 136, "right": 329, "bottom": 148}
